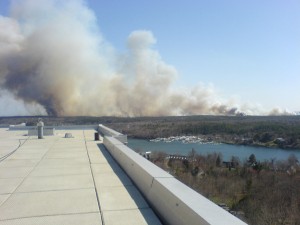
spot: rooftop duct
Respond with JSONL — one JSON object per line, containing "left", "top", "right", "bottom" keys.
{"left": 37, "top": 118, "right": 44, "bottom": 139}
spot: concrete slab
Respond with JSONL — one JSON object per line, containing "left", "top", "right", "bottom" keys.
{"left": 0, "top": 147, "right": 17, "bottom": 152}
{"left": 37, "top": 158, "right": 89, "bottom": 167}
{"left": 18, "top": 146, "right": 49, "bottom": 151}
{"left": 20, "top": 143, "right": 53, "bottom": 150}
{"left": 8, "top": 153, "right": 46, "bottom": 160}
{"left": 99, "top": 186, "right": 148, "bottom": 211}
{"left": 0, "top": 141, "right": 19, "bottom": 146}
{"left": 0, "top": 147, "right": 18, "bottom": 155}
{"left": 52, "top": 140, "right": 85, "bottom": 145}
{"left": 0, "top": 189, "right": 99, "bottom": 220}
{"left": 57, "top": 135, "right": 86, "bottom": 140}
{"left": 89, "top": 152, "right": 114, "bottom": 164}
{"left": 83, "top": 131, "right": 98, "bottom": 141}
{"left": 44, "top": 151, "right": 88, "bottom": 159}
{"left": 30, "top": 165, "right": 91, "bottom": 177}
{"left": 0, "top": 194, "right": 10, "bottom": 206}
{"left": 16, "top": 174, "right": 94, "bottom": 193}
{"left": 49, "top": 146, "right": 86, "bottom": 152}
{"left": 0, "top": 178, "right": 23, "bottom": 194}
{"left": 94, "top": 172, "right": 132, "bottom": 188}
{"left": 0, "top": 212, "right": 102, "bottom": 225}
{"left": 87, "top": 145, "right": 115, "bottom": 163}
{"left": 91, "top": 163, "right": 123, "bottom": 174}
{"left": 50, "top": 149, "right": 86, "bottom": 154}
{"left": 86, "top": 144, "right": 103, "bottom": 151}
{"left": 0, "top": 159, "right": 40, "bottom": 168}
{"left": 56, "top": 143, "right": 87, "bottom": 147}
{"left": 0, "top": 167, "right": 34, "bottom": 178}
{"left": 0, "top": 128, "right": 162, "bottom": 225}
{"left": 103, "top": 209, "right": 162, "bottom": 225}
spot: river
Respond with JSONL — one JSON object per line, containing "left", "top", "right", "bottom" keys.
{"left": 128, "top": 138, "right": 300, "bottom": 161}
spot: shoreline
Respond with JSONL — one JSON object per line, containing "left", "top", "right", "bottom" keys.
{"left": 129, "top": 135, "right": 300, "bottom": 151}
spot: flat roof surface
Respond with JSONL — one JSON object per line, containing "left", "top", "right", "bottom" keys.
{"left": 0, "top": 128, "right": 161, "bottom": 225}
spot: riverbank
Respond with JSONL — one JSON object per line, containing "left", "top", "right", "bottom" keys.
{"left": 106, "top": 116, "right": 300, "bottom": 150}
{"left": 130, "top": 133, "right": 300, "bottom": 151}
{"left": 220, "top": 135, "right": 300, "bottom": 150}
{"left": 128, "top": 137, "right": 300, "bottom": 162}
{"left": 1, "top": 115, "right": 300, "bottom": 150}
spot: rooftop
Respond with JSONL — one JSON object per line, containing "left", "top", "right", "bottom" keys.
{"left": 0, "top": 128, "right": 161, "bottom": 225}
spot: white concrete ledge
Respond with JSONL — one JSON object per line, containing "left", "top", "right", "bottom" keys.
{"left": 98, "top": 124, "right": 123, "bottom": 136}
{"left": 9, "top": 125, "right": 98, "bottom": 131}
{"left": 103, "top": 136, "right": 247, "bottom": 225}
{"left": 98, "top": 124, "right": 127, "bottom": 144}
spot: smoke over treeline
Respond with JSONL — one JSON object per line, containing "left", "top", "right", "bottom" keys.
{"left": 0, "top": 0, "right": 293, "bottom": 116}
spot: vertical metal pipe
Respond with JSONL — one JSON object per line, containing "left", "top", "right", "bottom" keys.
{"left": 37, "top": 118, "right": 44, "bottom": 139}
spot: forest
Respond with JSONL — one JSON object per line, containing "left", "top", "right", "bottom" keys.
{"left": 107, "top": 115, "right": 300, "bottom": 150}
{"left": 150, "top": 150, "right": 300, "bottom": 225}
{"left": 2, "top": 115, "right": 300, "bottom": 149}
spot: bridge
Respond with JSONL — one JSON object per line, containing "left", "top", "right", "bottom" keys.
{"left": 0, "top": 124, "right": 247, "bottom": 225}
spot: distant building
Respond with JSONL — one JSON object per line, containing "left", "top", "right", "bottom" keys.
{"left": 274, "top": 138, "right": 286, "bottom": 144}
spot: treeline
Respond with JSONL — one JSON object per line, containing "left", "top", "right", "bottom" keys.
{"left": 2, "top": 115, "right": 300, "bottom": 149}
{"left": 150, "top": 150, "right": 300, "bottom": 225}
{"left": 107, "top": 116, "right": 300, "bottom": 149}
{"left": 109, "top": 117, "right": 300, "bottom": 138}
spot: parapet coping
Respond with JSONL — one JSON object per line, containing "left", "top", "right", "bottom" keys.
{"left": 103, "top": 135, "right": 247, "bottom": 225}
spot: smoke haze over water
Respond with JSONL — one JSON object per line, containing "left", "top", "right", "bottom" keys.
{"left": 0, "top": 0, "right": 294, "bottom": 116}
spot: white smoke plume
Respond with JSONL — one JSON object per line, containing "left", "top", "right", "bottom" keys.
{"left": 0, "top": 0, "right": 291, "bottom": 116}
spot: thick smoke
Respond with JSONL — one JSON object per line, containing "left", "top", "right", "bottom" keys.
{"left": 0, "top": 0, "right": 291, "bottom": 116}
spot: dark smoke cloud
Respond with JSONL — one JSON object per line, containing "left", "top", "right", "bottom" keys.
{"left": 0, "top": 0, "right": 293, "bottom": 116}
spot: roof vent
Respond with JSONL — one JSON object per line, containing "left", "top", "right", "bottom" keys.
{"left": 65, "top": 133, "right": 73, "bottom": 138}
{"left": 37, "top": 118, "right": 44, "bottom": 139}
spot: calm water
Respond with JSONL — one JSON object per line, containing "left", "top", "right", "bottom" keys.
{"left": 128, "top": 138, "right": 300, "bottom": 161}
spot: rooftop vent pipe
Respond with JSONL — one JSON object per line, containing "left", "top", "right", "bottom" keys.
{"left": 37, "top": 118, "right": 44, "bottom": 139}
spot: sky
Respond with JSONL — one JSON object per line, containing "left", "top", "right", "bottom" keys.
{"left": 0, "top": 0, "right": 299, "bottom": 116}
{"left": 90, "top": 0, "right": 300, "bottom": 111}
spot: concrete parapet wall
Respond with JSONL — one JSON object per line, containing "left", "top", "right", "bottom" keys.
{"left": 9, "top": 125, "right": 98, "bottom": 131}
{"left": 52, "top": 125, "right": 98, "bottom": 130}
{"left": 98, "top": 124, "right": 127, "bottom": 144}
{"left": 103, "top": 136, "right": 247, "bottom": 225}
{"left": 98, "top": 124, "right": 122, "bottom": 136}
